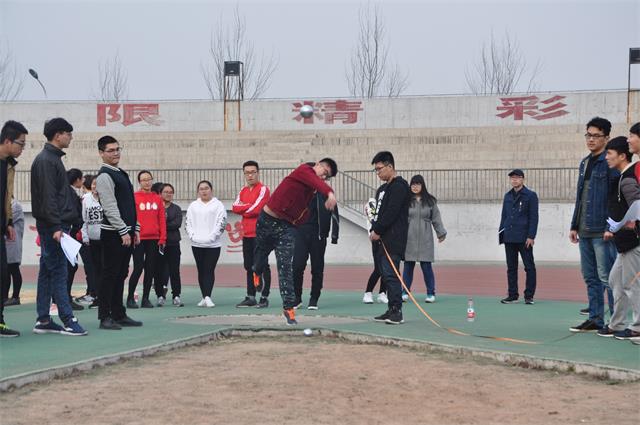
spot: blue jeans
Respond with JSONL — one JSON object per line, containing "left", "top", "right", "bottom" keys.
{"left": 375, "top": 245, "right": 402, "bottom": 309}
{"left": 579, "top": 237, "right": 616, "bottom": 327}
{"left": 36, "top": 224, "right": 73, "bottom": 325}
{"left": 402, "top": 261, "right": 435, "bottom": 296}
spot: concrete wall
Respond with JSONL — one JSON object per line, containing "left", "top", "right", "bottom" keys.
{"left": 17, "top": 202, "right": 579, "bottom": 266}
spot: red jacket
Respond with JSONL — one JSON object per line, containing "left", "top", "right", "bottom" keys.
{"left": 232, "top": 182, "right": 270, "bottom": 237}
{"left": 267, "top": 164, "right": 333, "bottom": 226}
{"left": 134, "top": 191, "right": 167, "bottom": 244}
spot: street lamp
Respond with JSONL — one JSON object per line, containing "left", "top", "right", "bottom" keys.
{"left": 28, "top": 68, "right": 47, "bottom": 98}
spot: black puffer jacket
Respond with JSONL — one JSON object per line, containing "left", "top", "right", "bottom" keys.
{"left": 30, "top": 143, "right": 80, "bottom": 230}
{"left": 298, "top": 192, "right": 339, "bottom": 243}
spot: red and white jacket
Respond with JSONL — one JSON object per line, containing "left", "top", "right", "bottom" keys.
{"left": 134, "top": 190, "right": 167, "bottom": 244}
{"left": 232, "top": 182, "right": 270, "bottom": 238}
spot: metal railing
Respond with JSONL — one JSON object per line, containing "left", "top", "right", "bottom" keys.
{"left": 13, "top": 167, "right": 578, "bottom": 206}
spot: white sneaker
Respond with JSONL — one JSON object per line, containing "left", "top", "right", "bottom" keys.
{"left": 377, "top": 292, "right": 389, "bottom": 304}
{"left": 49, "top": 303, "right": 59, "bottom": 316}
{"left": 173, "top": 296, "right": 184, "bottom": 307}
{"left": 204, "top": 296, "right": 215, "bottom": 308}
{"left": 362, "top": 292, "right": 374, "bottom": 304}
{"left": 157, "top": 296, "right": 165, "bottom": 307}
{"left": 402, "top": 294, "right": 409, "bottom": 302}
{"left": 425, "top": 295, "right": 436, "bottom": 303}
{"left": 197, "top": 298, "right": 206, "bottom": 307}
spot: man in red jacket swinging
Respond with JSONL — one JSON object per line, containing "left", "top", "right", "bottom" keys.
{"left": 233, "top": 160, "right": 272, "bottom": 309}
{"left": 253, "top": 158, "right": 338, "bottom": 325}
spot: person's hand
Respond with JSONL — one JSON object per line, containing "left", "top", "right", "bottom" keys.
{"left": 324, "top": 192, "right": 337, "bottom": 211}
{"left": 369, "top": 231, "right": 380, "bottom": 241}
{"left": 624, "top": 220, "right": 636, "bottom": 230}
{"left": 603, "top": 231, "right": 615, "bottom": 241}
{"left": 121, "top": 234, "right": 132, "bottom": 247}
{"left": 569, "top": 230, "right": 579, "bottom": 244}
{"left": 525, "top": 238, "right": 535, "bottom": 249}
{"left": 134, "top": 232, "right": 141, "bottom": 246}
{"left": 53, "top": 230, "right": 63, "bottom": 243}
{"left": 438, "top": 235, "right": 446, "bottom": 243}
{"left": 6, "top": 225, "right": 15, "bottom": 241}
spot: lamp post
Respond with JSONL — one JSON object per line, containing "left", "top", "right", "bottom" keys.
{"left": 28, "top": 68, "right": 47, "bottom": 98}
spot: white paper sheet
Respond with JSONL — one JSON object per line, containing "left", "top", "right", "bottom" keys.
{"left": 607, "top": 200, "right": 640, "bottom": 233}
{"left": 60, "top": 233, "right": 82, "bottom": 266}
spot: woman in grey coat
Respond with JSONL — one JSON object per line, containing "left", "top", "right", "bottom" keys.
{"left": 3, "top": 199, "right": 24, "bottom": 305}
{"left": 403, "top": 175, "right": 446, "bottom": 303}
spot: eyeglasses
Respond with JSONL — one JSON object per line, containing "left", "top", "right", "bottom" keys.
{"left": 584, "top": 133, "right": 606, "bottom": 140}
{"left": 140, "top": 177, "right": 153, "bottom": 182}
{"left": 243, "top": 171, "right": 258, "bottom": 176}
{"left": 374, "top": 164, "right": 390, "bottom": 173}
{"left": 103, "top": 147, "right": 123, "bottom": 154}
{"left": 11, "top": 140, "right": 25, "bottom": 147}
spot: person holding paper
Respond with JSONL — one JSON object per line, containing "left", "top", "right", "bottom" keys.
{"left": 597, "top": 137, "right": 640, "bottom": 341}
{"left": 30, "top": 118, "right": 87, "bottom": 336}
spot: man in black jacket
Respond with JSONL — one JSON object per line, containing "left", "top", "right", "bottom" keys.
{"left": 293, "top": 191, "right": 339, "bottom": 310}
{"left": 30, "top": 118, "right": 87, "bottom": 336}
{"left": 95, "top": 135, "right": 143, "bottom": 330}
{"left": 370, "top": 151, "right": 410, "bottom": 325}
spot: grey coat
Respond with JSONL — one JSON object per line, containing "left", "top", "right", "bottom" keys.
{"left": 5, "top": 199, "right": 24, "bottom": 264}
{"left": 404, "top": 200, "right": 446, "bottom": 262}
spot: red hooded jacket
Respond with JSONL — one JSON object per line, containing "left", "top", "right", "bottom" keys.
{"left": 134, "top": 191, "right": 167, "bottom": 244}
{"left": 267, "top": 164, "right": 333, "bottom": 226}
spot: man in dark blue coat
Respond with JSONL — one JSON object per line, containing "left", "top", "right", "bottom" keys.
{"left": 499, "top": 169, "right": 539, "bottom": 304}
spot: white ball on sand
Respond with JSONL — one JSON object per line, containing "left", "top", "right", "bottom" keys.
{"left": 303, "top": 328, "right": 313, "bottom": 336}
{"left": 299, "top": 105, "right": 314, "bottom": 118}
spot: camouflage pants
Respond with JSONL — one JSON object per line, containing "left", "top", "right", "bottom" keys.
{"left": 253, "top": 212, "right": 297, "bottom": 309}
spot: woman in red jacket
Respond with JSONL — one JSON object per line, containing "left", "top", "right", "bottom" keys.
{"left": 127, "top": 170, "right": 166, "bottom": 308}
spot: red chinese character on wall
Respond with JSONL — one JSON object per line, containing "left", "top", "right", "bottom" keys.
{"left": 97, "top": 103, "right": 164, "bottom": 127}
{"left": 292, "top": 99, "right": 363, "bottom": 124}
{"left": 496, "top": 95, "right": 569, "bottom": 121}
{"left": 225, "top": 221, "right": 244, "bottom": 253}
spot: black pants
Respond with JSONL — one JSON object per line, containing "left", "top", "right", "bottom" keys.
{"left": 99, "top": 230, "right": 133, "bottom": 321}
{"left": 365, "top": 242, "right": 386, "bottom": 293}
{"left": 0, "top": 237, "right": 6, "bottom": 323}
{"left": 504, "top": 242, "right": 537, "bottom": 299}
{"left": 293, "top": 229, "right": 327, "bottom": 302}
{"left": 65, "top": 241, "right": 95, "bottom": 297}
{"left": 192, "top": 246, "right": 220, "bottom": 298}
{"left": 1, "top": 263, "right": 21, "bottom": 300}
{"left": 375, "top": 243, "right": 402, "bottom": 309}
{"left": 89, "top": 240, "right": 103, "bottom": 300}
{"left": 128, "top": 239, "right": 160, "bottom": 300}
{"left": 158, "top": 244, "right": 182, "bottom": 298}
{"left": 242, "top": 237, "right": 271, "bottom": 297}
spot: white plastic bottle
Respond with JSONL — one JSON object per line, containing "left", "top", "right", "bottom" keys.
{"left": 467, "top": 298, "right": 476, "bottom": 322}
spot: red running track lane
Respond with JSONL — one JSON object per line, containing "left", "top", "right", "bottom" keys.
{"left": 21, "top": 263, "right": 588, "bottom": 303}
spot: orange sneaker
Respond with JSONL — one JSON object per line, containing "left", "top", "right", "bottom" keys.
{"left": 253, "top": 273, "right": 263, "bottom": 292}
{"left": 283, "top": 308, "right": 297, "bottom": 325}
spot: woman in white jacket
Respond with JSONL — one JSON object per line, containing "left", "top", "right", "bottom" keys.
{"left": 81, "top": 175, "right": 103, "bottom": 309}
{"left": 186, "top": 180, "right": 227, "bottom": 307}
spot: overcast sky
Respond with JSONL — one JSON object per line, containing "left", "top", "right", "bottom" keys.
{"left": 1, "top": 0, "right": 639, "bottom": 101}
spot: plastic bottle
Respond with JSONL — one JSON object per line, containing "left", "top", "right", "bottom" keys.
{"left": 467, "top": 298, "right": 475, "bottom": 322}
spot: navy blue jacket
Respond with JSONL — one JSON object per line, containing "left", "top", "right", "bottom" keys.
{"left": 570, "top": 151, "right": 619, "bottom": 233}
{"left": 499, "top": 186, "right": 539, "bottom": 244}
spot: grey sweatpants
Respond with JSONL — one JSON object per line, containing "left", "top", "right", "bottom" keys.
{"left": 608, "top": 246, "right": 640, "bottom": 332}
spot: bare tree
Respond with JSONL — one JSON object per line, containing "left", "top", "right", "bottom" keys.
{"left": 201, "top": 6, "right": 278, "bottom": 100}
{"left": 346, "top": 3, "right": 409, "bottom": 98}
{"left": 465, "top": 30, "right": 542, "bottom": 95}
{"left": 96, "top": 53, "right": 129, "bottom": 102}
{"left": 0, "top": 43, "right": 23, "bottom": 102}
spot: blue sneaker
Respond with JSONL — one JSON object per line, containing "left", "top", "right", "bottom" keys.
{"left": 33, "top": 319, "right": 64, "bottom": 334}
{"left": 61, "top": 318, "right": 88, "bottom": 336}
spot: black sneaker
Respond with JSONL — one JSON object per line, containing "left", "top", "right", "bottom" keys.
{"left": 293, "top": 299, "right": 303, "bottom": 310}
{"left": 236, "top": 297, "right": 257, "bottom": 308}
{"left": 99, "top": 318, "right": 122, "bottom": 330}
{"left": 579, "top": 307, "right": 589, "bottom": 316}
{"left": 525, "top": 298, "right": 534, "bottom": 305}
{"left": 256, "top": 297, "right": 269, "bottom": 308}
{"left": 597, "top": 325, "right": 616, "bottom": 338}
{"left": 613, "top": 328, "right": 640, "bottom": 340}
{"left": 569, "top": 319, "right": 600, "bottom": 333}
{"left": 70, "top": 300, "right": 85, "bottom": 311}
{"left": 385, "top": 307, "right": 404, "bottom": 325}
{"left": 500, "top": 296, "right": 519, "bottom": 304}
{"left": 374, "top": 309, "right": 391, "bottom": 322}
{"left": 0, "top": 323, "right": 20, "bottom": 337}
{"left": 116, "top": 316, "right": 143, "bottom": 327}
{"left": 283, "top": 308, "right": 297, "bottom": 325}
{"left": 140, "top": 298, "right": 154, "bottom": 308}
{"left": 307, "top": 298, "right": 318, "bottom": 310}
{"left": 4, "top": 297, "right": 20, "bottom": 306}
{"left": 89, "top": 299, "right": 99, "bottom": 309}
{"left": 126, "top": 298, "right": 139, "bottom": 309}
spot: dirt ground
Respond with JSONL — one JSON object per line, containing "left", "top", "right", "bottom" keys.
{"left": 1, "top": 337, "right": 638, "bottom": 425}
